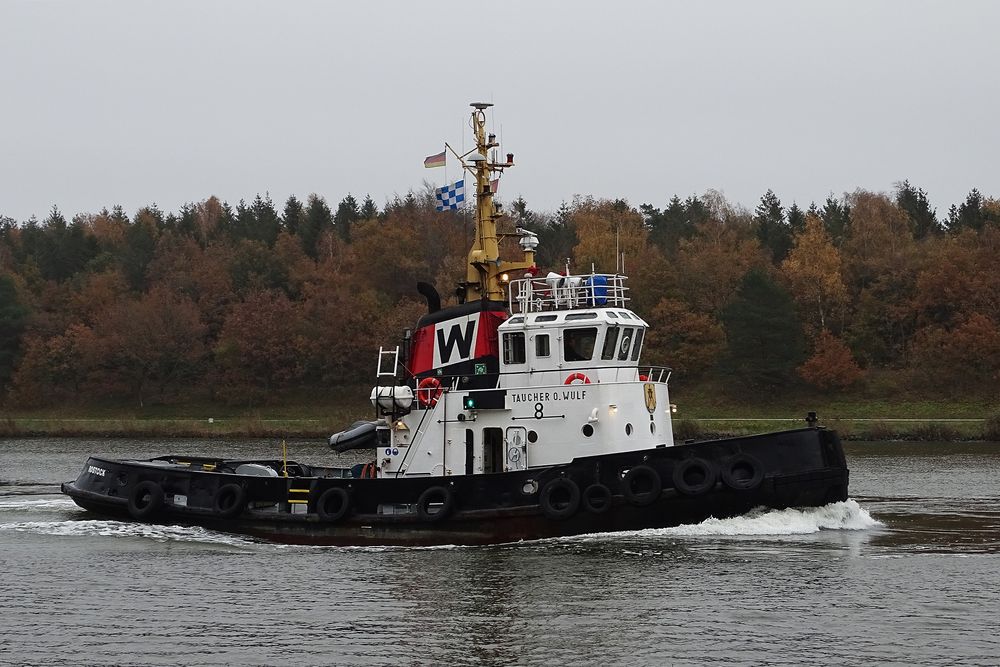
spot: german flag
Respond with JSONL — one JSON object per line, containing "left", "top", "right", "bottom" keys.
{"left": 424, "top": 150, "right": 446, "bottom": 168}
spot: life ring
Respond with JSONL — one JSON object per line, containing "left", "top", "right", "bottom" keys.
{"left": 416, "top": 485, "right": 454, "bottom": 522}
{"left": 721, "top": 454, "right": 764, "bottom": 491}
{"left": 582, "top": 483, "right": 612, "bottom": 514}
{"left": 540, "top": 477, "right": 581, "bottom": 520}
{"left": 622, "top": 465, "right": 662, "bottom": 506}
{"left": 213, "top": 483, "right": 247, "bottom": 519}
{"left": 672, "top": 458, "right": 718, "bottom": 496}
{"left": 316, "top": 487, "right": 351, "bottom": 522}
{"left": 564, "top": 372, "right": 591, "bottom": 385}
{"left": 417, "top": 377, "right": 443, "bottom": 408}
{"left": 639, "top": 374, "right": 649, "bottom": 381}
{"left": 128, "top": 480, "right": 164, "bottom": 520}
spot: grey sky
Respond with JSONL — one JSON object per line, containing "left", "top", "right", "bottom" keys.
{"left": 1, "top": 0, "right": 997, "bottom": 223}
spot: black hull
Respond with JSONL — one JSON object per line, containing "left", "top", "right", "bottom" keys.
{"left": 62, "top": 428, "right": 849, "bottom": 547}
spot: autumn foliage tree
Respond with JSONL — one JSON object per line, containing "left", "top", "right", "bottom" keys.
{"left": 909, "top": 314, "right": 1000, "bottom": 394}
{"left": 798, "top": 330, "right": 864, "bottom": 390}
{"left": 780, "top": 214, "right": 849, "bottom": 336}
{"left": 214, "top": 290, "right": 308, "bottom": 404}
{"left": 643, "top": 298, "right": 726, "bottom": 379}
{"left": 91, "top": 288, "right": 208, "bottom": 405}
{"left": 1, "top": 182, "right": 999, "bottom": 408}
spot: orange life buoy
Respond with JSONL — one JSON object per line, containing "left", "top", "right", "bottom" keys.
{"left": 564, "top": 372, "right": 591, "bottom": 385}
{"left": 417, "top": 376, "right": 443, "bottom": 408}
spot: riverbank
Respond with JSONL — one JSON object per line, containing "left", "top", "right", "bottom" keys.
{"left": 2, "top": 391, "right": 998, "bottom": 441}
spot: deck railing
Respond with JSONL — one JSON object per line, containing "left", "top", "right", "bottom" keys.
{"left": 508, "top": 273, "right": 629, "bottom": 314}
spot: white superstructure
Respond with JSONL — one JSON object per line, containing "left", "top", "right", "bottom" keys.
{"left": 372, "top": 273, "right": 675, "bottom": 478}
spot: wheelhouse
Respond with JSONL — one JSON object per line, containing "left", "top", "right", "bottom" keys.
{"left": 497, "top": 273, "right": 649, "bottom": 387}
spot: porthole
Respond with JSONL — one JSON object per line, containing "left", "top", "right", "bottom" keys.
{"left": 625, "top": 423, "right": 633, "bottom": 436}
{"left": 527, "top": 430, "right": 538, "bottom": 443}
{"left": 650, "top": 422, "right": 656, "bottom": 435}
{"left": 582, "top": 424, "right": 595, "bottom": 437}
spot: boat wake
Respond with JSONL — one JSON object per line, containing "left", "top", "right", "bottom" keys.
{"left": 0, "top": 517, "right": 256, "bottom": 547}
{"left": 0, "top": 497, "right": 78, "bottom": 511}
{"left": 663, "top": 499, "right": 880, "bottom": 536}
{"left": 579, "top": 499, "right": 881, "bottom": 541}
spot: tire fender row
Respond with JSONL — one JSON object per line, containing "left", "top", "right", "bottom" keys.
{"left": 124, "top": 453, "right": 765, "bottom": 524}
{"left": 537, "top": 453, "right": 766, "bottom": 521}
{"left": 127, "top": 478, "right": 250, "bottom": 521}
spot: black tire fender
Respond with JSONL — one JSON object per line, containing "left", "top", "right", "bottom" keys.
{"left": 582, "top": 483, "right": 613, "bottom": 514}
{"left": 672, "top": 458, "right": 718, "bottom": 496}
{"left": 416, "top": 485, "right": 455, "bottom": 522}
{"left": 213, "top": 483, "right": 247, "bottom": 519}
{"left": 127, "top": 480, "right": 164, "bottom": 520}
{"left": 721, "top": 454, "right": 764, "bottom": 491}
{"left": 316, "top": 487, "right": 352, "bottom": 522}
{"left": 540, "top": 477, "right": 581, "bottom": 520}
{"left": 622, "top": 465, "right": 662, "bottom": 506}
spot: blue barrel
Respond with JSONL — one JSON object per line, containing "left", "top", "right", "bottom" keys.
{"left": 582, "top": 275, "right": 608, "bottom": 306}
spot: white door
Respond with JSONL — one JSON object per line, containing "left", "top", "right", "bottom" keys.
{"left": 505, "top": 427, "right": 528, "bottom": 471}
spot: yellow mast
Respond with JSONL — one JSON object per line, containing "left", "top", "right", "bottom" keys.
{"left": 461, "top": 102, "right": 536, "bottom": 302}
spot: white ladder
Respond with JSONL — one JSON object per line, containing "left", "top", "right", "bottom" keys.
{"left": 376, "top": 346, "right": 400, "bottom": 378}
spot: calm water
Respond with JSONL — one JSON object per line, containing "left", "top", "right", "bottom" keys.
{"left": 1, "top": 437, "right": 998, "bottom": 666}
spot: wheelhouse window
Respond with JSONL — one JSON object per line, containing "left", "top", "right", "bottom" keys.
{"left": 503, "top": 332, "right": 526, "bottom": 365}
{"left": 630, "top": 328, "right": 644, "bottom": 361}
{"left": 601, "top": 327, "right": 619, "bottom": 360}
{"left": 618, "top": 328, "right": 634, "bottom": 361}
{"left": 564, "top": 328, "right": 598, "bottom": 362}
{"left": 535, "top": 334, "right": 551, "bottom": 358}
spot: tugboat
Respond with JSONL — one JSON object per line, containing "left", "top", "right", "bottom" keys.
{"left": 62, "top": 103, "right": 850, "bottom": 546}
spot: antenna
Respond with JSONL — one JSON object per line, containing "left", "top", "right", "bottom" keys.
{"left": 615, "top": 223, "right": 620, "bottom": 273}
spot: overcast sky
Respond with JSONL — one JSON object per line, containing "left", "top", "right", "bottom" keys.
{"left": 1, "top": 1, "right": 997, "bottom": 223}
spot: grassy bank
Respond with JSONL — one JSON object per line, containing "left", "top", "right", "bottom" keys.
{"left": 667, "top": 383, "right": 1000, "bottom": 441}
{"left": 0, "top": 388, "right": 372, "bottom": 439}
{"left": 2, "top": 388, "right": 998, "bottom": 441}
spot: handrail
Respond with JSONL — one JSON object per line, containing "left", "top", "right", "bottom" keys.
{"left": 508, "top": 273, "right": 630, "bottom": 314}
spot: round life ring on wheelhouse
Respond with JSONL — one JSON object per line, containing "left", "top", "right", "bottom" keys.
{"left": 564, "top": 372, "right": 591, "bottom": 385}
{"left": 416, "top": 377, "right": 444, "bottom": 408}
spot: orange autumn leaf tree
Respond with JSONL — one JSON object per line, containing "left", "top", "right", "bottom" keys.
{"left": 797, "top": 329, "right": 863, "bottom": 390}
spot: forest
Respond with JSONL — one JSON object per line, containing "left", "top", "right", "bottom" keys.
{"left": 1, "top": 182, "right": 999, "bottom": 412}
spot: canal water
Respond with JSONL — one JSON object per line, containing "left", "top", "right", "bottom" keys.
{"left": 1, "top": 438, "right": 998, "bottom": 666}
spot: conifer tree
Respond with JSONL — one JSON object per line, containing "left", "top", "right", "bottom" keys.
{"left": 282, "top": 195, "right": 304, "bottom": 236}
{"left": 754, "top": 190, "right": 793, "bottom": 263}
{"left": 301, "top": 194, "right": 333, "bottom": 259}
{"left": 895, "top": 180, "right": 940, "bottom": 239}
{"left": 0, "top": 275, "right": 27, "bottom": 389}
{"left": 948, "top": 189, "right": 986, "bottom": 233}
{"left": 641, "top": 195, "right": 704, "bottom": 256}
{"left": 360, "top": 195, "right": 378, "bottom": 220}
{"left": 786, "top": 202, "right": 806, "bottom": 235}
{"left": 720, "top": 268, "right": 805, "bottom": 389}
{"left": 334, "top": 194, "right": 361, "bottom": 242}
{"left": 820, "top": 196, "right": 850, "bottom": 244}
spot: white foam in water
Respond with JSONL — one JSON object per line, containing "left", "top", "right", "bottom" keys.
{"left": 0, "top": 497, "right": 881, "bottom": 548}
{"left": 0, "top": 497, "right": 78, "bottom": 511}
{"left": 660, "top": 499, "right": 881, "bottom": 536}
{"left": 575, "top": 500, "right": 882, "bottom": 541}
{"left": 0, "top": 518, "right": 255, "bottom": 547}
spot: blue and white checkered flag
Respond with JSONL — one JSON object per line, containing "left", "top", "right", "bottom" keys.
{"left": 435, "top": 179, "right": 465, "bottom": 211}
